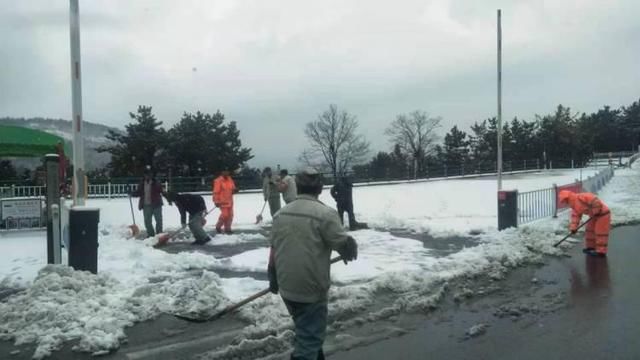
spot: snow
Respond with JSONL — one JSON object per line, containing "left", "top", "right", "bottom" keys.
{"left": 2, "top": 167, "right": 637, "bottom": 359}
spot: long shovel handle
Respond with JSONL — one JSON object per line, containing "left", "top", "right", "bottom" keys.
{"left": 128, "top": 194, "right": 136, "bottom": 226}
{"left": 553, "top": 217, "right": 594, "bottom": 247}
{"left": 177, "top": 256, "right": 344, "bottom": 322}
{"left": 211, "top": 256, "right": 343, "bottom": 320}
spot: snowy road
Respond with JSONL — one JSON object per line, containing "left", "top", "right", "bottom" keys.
{"left": 2, "top": 167, "right": 637, "bottom": 359}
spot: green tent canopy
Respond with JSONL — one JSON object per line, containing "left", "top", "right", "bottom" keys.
{"left": 0, "top": 125, "right": 70, "bottom": 158}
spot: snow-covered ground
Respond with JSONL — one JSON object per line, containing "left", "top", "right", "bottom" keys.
{"left": 2, "top": 167, "right": 637, "bottom": 359}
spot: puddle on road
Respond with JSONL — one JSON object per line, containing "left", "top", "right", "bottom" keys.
{"left": 389, "top": 230, "right": 480, "bottom": 257}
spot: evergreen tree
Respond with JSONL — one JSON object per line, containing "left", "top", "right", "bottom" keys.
{"left": 167, "top": 111, "right": 253, "bottom": 176}
{"left": 97, "top": 106, "right": 167, "bottom": 176}
{"left": 443, "top": 125, "right": 470, "bottom": 165}
{"left": 536, "top": 105, "right": 578, "bottom": 166}
{"left": 508, "top": 117, "right": 538, "bottom": 160}
{"left": 0, "top": 160, "right": 17, "bottom": 180}
{"left": 578, "top": 106, "right": 622, "bottom": 153}
{"left": 621, "top": 99, "right": 640, "bottom": 151}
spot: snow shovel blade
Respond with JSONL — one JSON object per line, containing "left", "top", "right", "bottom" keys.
{"left": 173, "top": 311, "right": 224, "bottom": 323}
{"left": 172, "top": 257, "right": 343, "bottom": 323}
{"left": 128, "top": 224, "right": 140, "bottom": 238}
{"left": 154, "top": 233, "right": 171, "bottom": 248}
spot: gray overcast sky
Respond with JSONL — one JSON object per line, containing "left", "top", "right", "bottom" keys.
{"left": 1, "top": 0, "right": 639, "bottom": 169}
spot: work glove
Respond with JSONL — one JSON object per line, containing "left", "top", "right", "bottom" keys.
{"left": 338, "top": 236, "right": 358, "bottom": 264}
{"left": 214, "top": 203, "right": 221, "bottom": 208}
{"left": 570, "top": 228, "right": 577, "bottom": 235}
{"left": 267, "top": 263, "right": 278, "bottom": 294}
{"left": 201, "top": 218, "right": 207, "bottom": 226}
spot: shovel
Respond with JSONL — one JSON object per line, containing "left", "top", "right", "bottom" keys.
{"left": 255, "top": 201, "right": 267, "bottom": 224}
{"left": 155, "top": 207, "right": 217, "bottom": 247}
{"left": 128, "top": 194, "right": 140, "bottom": 238}
{"left": 553, "top": 217, "right": 593, "bottom": 248}
{"left": 174, "top": 256, "right": 343, "bottom": 322}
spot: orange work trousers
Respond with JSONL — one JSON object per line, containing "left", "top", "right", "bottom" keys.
{"left": 216, "top": 206, "right": 234, "bottom": 233}
{"left": 584, "top": 213, "right": 611, "bottom": 254}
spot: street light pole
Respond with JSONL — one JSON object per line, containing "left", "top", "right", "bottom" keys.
{"left": 497, "top": 9, "right": 503, "bottom": 191}
{"left": 69, "top": 0, "right": 86, "bottom": 206}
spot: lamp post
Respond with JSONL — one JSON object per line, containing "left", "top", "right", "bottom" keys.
{"left": 497, "top": 9, "right": 503, "bottom": 191}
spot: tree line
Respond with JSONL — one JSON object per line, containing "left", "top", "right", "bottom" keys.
{"left": 97, "top": 106, "right": 253, "bottom": 178}
{"left": 303, "top": 99, "right": 640, "bottom": 180}
{"left": 2, "top": 98, "right": 639, "bottom": 185}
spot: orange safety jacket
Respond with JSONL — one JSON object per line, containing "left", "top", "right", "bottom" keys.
{"left": 566, "top": 192, "right": 610, "bottom": 231}
{"left": 213, "top": 176, "right": 236, "bottom": 208}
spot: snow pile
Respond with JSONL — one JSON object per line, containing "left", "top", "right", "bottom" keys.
{"left": 598, "top": 167, "right": 640, "bottom": 226}
{"left": 0, "top": 261, "right": 229, "bottom": 358}
{"left": 466, "top": 323, "right": 488, "bottom": 338}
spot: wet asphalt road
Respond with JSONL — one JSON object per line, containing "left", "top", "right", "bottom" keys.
{"left": 332, "top": 224, "right": 640, "bottom": 360}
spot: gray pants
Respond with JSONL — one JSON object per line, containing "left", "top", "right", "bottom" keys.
{"left": 143, "top": 205, "right": 163, "bottom": 237}
{"left": 268, "top": 197, "right": 281, "bottom": 216}
{"left": 283, "top": 298, "right": 327, "bottom": 360}
{"left": 189, "top": 212, "right": 208, "bottom": 242}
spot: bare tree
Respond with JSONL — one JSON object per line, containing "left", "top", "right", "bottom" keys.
{"left": 385, "top": 110, "right": 441, "bottom": 177}
{"left": 301, "top": 104, "right": 370, "bottom": 180}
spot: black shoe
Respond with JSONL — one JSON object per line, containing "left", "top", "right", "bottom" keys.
{"left": 224, "top": 230, "right": 234, "bottom": 235}
{"left": 192, "top": 237, "right": 211, "bottom": 245}
{"left": 582, "top": 247, "right": 595, "bottom": 254}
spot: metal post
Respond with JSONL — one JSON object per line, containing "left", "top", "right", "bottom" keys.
{"left": 107, "top": 181, "right": 111, "bottom": 200}
{"left": 571, "top": 159, "right": 574, "bottom": 169}
{"left": 69, "top": 0, "right": 86, "bottom": 206}
{"left": 45, "top": 154, "right": 61, "bottom": 264}
{"left": 497, "top": 9, "right": 503, "bottom": 191}
{"left": 552, "top": 183, "right": 558, "bottom": 218}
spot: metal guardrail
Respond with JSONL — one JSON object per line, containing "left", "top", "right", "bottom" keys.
{"left": 517, "top": 187, "right": 556, "bottom": 224}
{"left": 517, "top": 166, "right": 615, "bottom": 225}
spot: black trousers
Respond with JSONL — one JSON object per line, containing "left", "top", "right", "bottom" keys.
{"left": 337, "top": 201, "right": 356, "bottom": 228}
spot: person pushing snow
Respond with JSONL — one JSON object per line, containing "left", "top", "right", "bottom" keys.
{"left": 164, "top": 192, "right": 212, "bottom": 245}
{"left": 558, "top": 190, "right": 611, "bottom": 257}
{"left": 262, "top": 167, "right": 281, "bottom": 217}
{"left": 268, "top": 168, "right": 358, "bottom": 360}
{"left": 130, "top": 167, "right": 164, "bottom": 237}
{"left": 213, "top": 169, "right": 238, "bottom": 234}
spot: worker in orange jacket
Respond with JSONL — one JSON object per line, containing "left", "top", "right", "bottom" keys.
{"left": 213, "top": 170, "right": 237, "bottom": 234}
{"left": 558, "top": 190, "right": 611, "bottom": 257}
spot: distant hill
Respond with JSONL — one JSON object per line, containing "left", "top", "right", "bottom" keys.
{"left": 0, "top": 117, "right": 122, "bottom": 170}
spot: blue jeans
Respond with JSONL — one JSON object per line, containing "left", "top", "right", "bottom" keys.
{"left": 283, "top": 298, "right": 327, "bottom": 360}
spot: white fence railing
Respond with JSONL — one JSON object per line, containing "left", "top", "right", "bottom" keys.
{"left": 0, "top": 182, "right": 171, "bottom": 200}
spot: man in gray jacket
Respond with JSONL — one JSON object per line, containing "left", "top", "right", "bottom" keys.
{"left": 268, "top": 168, "right": 358, "bottom": 360}
{"left": 278, "top": 169, "right": 297, "bottom": 204}
{"left": 262, "top": 167, "right": 281, "bottom": 217}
